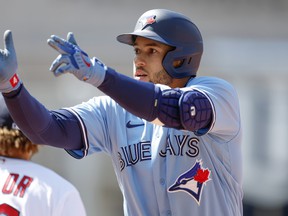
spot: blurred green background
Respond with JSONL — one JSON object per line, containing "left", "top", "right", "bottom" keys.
{"left": 1, "top": 0, "right": 288, "bottom": 215}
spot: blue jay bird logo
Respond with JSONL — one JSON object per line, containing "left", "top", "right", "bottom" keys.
{"left": 139, "top": 15, "right": 156, "bottom": 30}
{"left": 168, "top": 160, "right": 211, "bottom": 205}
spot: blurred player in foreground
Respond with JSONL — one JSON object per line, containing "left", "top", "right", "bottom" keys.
{"left": 0, "top": 9, "right": 243, "bottom": 216}
{"left": 0, "top": 96, "right": 86, "bottom": 216}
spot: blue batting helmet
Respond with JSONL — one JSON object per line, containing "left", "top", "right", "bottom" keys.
{"left": 117, "top": 9, "right": 203, "bottom": 78}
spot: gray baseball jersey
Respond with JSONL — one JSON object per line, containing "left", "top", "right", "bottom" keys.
{"left": 66, "top": 76, "right": 243, "bottom": 216}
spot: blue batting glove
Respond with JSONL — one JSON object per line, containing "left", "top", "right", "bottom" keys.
{"left": 47, "top": 33, "right": 106, "bottom": 87}
{"left": 0, "top": 30, "right": 22, "bottom": 93}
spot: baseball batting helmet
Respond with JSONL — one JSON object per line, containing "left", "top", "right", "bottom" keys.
{"left": 117, "top": 9, "right": 203, "bottom": 78}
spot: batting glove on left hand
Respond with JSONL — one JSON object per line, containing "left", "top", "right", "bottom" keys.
{"left": 0, "top": 30, "right": 22, "bottom": 93}
{"left": 47, "top": 32, "right": 106, "bottom": 87}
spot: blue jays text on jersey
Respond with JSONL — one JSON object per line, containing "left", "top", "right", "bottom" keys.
{"left": 118, "top": 134, "right": 200, "bottom": 171}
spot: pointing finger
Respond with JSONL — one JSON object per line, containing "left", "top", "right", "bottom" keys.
{"left": 67, "top": 32, "right": 78, "bottom": 46}
{"left": 47, "top": 35, "right": 76, "bottom": 55}
{"left": 47, "top": 38, "right": 67, "bottom": 54}
{"left": 4, "top": 30, "right": 15, "bottom": 54}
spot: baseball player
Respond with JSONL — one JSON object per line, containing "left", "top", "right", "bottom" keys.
{"left": 0, "top": 96, "right": 87, "bottom": 216}
{"left": 0, "top": 9, "right": 243, "bottom": 216}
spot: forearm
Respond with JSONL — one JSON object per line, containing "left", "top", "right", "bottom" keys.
{"left": 98, "top": 68, "right": 160, "bottom": 121}
{"left": 3, "top": 84, "right": 83, "bottom": 150}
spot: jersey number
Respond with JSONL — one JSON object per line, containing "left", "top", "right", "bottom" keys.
{"left": 0, "top": 203, "right": 20, "bottom": 216}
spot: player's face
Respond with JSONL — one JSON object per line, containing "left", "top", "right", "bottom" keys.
{"left": 133, "top": 37, "right": 174, "bottom": 86}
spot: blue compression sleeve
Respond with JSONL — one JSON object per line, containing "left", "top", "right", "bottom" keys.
{"left": 98, "top": 68, "right": 160, "bottom": 121}
{"left": 3, "top": 84, "right": 83, "bottom": 150}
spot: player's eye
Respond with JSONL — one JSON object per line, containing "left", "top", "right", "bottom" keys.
{"left": 149, "top": 48, "right": 157, "bottom": 54}
{"left": 134, "top": 48, "right": 140, "bottom": 55}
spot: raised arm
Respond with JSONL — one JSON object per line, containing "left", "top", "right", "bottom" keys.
{"left": 0, "top": 30, "right": 83, "bottom": 150}
{"left": 47, "top": 32, "right": 212, "bottom": 133}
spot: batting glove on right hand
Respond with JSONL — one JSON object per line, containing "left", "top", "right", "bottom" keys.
{"left": 47, "top": 32, "right": 106, "bottom": 87}
{"left": 0, "top": 30, "right": 21, "bottom": 93}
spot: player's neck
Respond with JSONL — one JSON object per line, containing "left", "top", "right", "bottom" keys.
{"left": 170, "top": 76, "right": 191, "bottom": 88}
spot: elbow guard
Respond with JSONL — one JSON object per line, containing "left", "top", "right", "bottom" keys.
{"left": 157, "top": 89, "right": 213, "bottom": 133}
{"left": 178, "top": 90, "right": 213, "bottom": 133}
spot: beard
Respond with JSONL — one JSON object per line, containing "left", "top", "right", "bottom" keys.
{"left": 150, "top": 69, "right": 173, "bottom": 86}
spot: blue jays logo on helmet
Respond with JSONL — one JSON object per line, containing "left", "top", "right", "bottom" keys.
{"left": 139, "top": 15, "right": 156, "bottom": 30}
{"left": 168, "top": 160, "right": 211, "bottom": 205}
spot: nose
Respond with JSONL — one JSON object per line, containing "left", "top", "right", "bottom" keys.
{"left": 134, "top": 55, "right": 145, "bottom": 67}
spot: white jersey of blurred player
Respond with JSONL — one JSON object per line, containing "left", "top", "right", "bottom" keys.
{"left": 66, "top": 76, "right": 243, "bottom": 216}
{"left": 0, "top": 156, "right": 86, "bottom": 216}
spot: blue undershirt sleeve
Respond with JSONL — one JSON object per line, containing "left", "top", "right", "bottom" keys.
{"left": 3, "top": 84, "right": 83, "bottom": 150}
{"left": 98, "top": 68, "right": 160, "bottom": 121}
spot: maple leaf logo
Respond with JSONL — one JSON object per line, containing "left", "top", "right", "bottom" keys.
{"left": 194, "top": 169, "right": 210, "bottom": 184}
